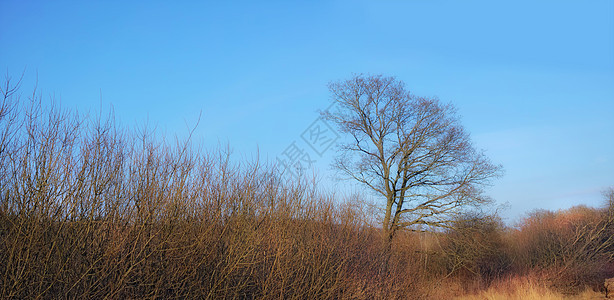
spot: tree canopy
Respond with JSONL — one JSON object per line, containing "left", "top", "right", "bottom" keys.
{"left": 322, "top": 74, "right": 502, "bottom": 246}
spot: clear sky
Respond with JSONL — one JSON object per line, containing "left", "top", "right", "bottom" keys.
{"left": 1, "top": 0, "right": 613, "bottom": 223}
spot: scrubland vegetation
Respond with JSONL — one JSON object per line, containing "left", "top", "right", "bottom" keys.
{"left": 1, "top": 78, "right": 613, "bottom": 299}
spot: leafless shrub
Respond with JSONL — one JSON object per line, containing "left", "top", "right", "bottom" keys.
{"left": 0, "top": 78, "right": 433, "bottom": 299}
{"left": 509, "top": 202, "right": 614, "bottom": 294}
{"left": 439, "top": 213, "right": 511, "bottom": 291}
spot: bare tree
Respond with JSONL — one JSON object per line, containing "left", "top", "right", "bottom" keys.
{"left": 322, "top": 74, "right": 502, "bottom": 250}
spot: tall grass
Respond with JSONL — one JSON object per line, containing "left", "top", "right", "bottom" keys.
{"left": 456, "top": 274, "right": 607, "bottom": 300}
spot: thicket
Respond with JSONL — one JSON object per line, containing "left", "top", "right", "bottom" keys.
{"left": 438, "top": 200, "right": 614, "bottom": 296}
{"left": 1, "top": 78, "right": 612, "bottom": 299}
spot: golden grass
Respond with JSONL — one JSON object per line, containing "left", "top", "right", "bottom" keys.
{"left": 456, "top": 275, "right": 607, "bottom": 300}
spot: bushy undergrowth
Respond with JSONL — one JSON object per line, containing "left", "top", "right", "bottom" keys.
{"left": 0, "top": 79, "right": 434, "bottom": 299}
{"left": 1, "top": 79, "right": 612, "bottom": 299}
{"left": 439, "top": 202, "right": 614, "bottom": 297}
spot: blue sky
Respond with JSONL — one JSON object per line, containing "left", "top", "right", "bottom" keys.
{"left": 1, "top": 0, "right": 613, "bottom": 223}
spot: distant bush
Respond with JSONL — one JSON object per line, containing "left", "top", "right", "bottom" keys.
{"left": 508, "top": 205, "right": 614, "bottom": 294}
{"left": 440, "top": 214, "right": 512, "bottom": 290}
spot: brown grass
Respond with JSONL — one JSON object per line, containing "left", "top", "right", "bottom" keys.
{"left": 457, "top": 274, "right": 607, "bottom": 300}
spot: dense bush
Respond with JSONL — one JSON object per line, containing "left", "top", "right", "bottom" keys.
{"left": 508, "top": 205, "right": 614, "bottom": 293}
{"left": 0, "top": 78, "right": 432, "bottom": 299}
{"left": 441, "top": 215, "right": 511, "bottom": 289}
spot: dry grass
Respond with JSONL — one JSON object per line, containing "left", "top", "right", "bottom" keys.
{"left": 456, "top": 275, "right": 607, "bottom": 300}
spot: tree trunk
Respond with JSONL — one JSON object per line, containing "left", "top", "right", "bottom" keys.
{"left": 380, "top": 217, "right": 396, "bottom": 275}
